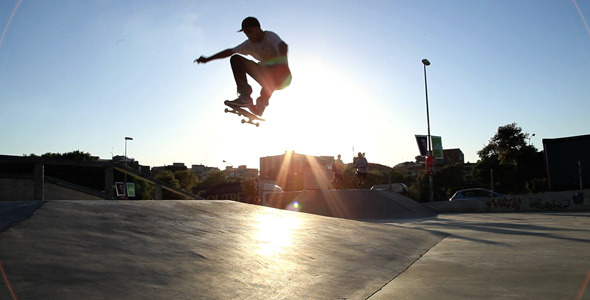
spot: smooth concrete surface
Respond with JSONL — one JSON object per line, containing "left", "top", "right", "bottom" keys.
{"left": 0, "top": 200, "right": 444, "bottom": 300}
{"left": 370, "top": 212, "right": 590, "bottom": 300}
{"left": 1, "top": 200, "right": 589, "bottom": 299}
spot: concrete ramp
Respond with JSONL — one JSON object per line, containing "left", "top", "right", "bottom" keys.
{"left": 267, "top": 189, "right": 437, "bottom": 220}
{"left": 0, "top": 200, "right": 444, "bottom": 300}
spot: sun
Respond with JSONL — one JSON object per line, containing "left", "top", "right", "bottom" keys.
{"left": 255, "top": 58, "right": 373, "bottom": 155}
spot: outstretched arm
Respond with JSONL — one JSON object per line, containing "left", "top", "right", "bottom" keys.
{"left": 194, "top": 48, "right": 234, "bottom": 64}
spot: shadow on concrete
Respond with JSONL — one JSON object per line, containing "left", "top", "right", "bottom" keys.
{"left": 385, "top": 212, "right": 590, "bottom": 246}
{"left": 0, "top": 201, "right": 44, "bottom": 232}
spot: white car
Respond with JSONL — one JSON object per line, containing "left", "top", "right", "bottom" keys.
{"left": 261, "top": 183, "right": 284, "bottom": 206}
{"left": 449, "top": 188, "right": 502, "bottom": 201}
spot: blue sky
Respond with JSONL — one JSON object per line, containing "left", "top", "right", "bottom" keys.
{"left": 1, "top": 0, "right": 589, "bottom": 170}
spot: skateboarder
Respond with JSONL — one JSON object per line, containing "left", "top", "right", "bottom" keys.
{"left": 331, "top": 154, "right": 345, "bottom": 189}
{"left": 194, "top": 16, "right": 292, "bottom": 116}
{"left": 354, "top": 152, "right": 368, "bottom": 189}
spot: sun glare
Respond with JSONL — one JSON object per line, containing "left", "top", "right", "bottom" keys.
{"left": 257, "top": 59, "right": 379, "bottom": 155}
{"left": 254, "top": 213, "right": 301, "bottom": 256}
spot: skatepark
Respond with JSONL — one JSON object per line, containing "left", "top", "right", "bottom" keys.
{"left": 1, "top": 190, "right": 589, "bottom": 300}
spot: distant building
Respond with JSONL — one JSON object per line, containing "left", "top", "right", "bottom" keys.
{"left": 112, "top": 155, "right": 134, "bottom": 164}
{"left": 442, "top": 149, "right": 464, "bottom": 165}
{"left": 224, "top": 165, "right": 258, "bottom": 180}
{"left": 191, "top": 164, "right": 220, "bottom": 180}
{"left": 112, "top": 155, "right": 149, "bottom": 174}
{"left": 260, "top": 151, "right": 333, "bottom": 191}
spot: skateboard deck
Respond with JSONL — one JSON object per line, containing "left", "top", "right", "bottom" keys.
{"left": 224, "top": 104, "right": 265, "bottom": 127}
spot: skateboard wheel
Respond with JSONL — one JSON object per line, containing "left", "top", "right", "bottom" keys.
{"left": 224, "top": 108, "right": 229, "bottom": 113}
{"left": 255, "top": 122, "right": 260, "bottom": 127}
{"left": 241, "top": 119, "right": 246, "bottom": 124}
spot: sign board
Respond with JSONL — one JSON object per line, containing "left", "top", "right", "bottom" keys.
{"left": 126, "top": 183, "right": 136, "bottom": 197}
{"left": 431, "top": 136, "right": 443, "bottom": 159}
{"left": 115, "top": 182, "right": 125, "bottom": 197}
{"left": 415, "top": 135, "right": 428, "bottom": 156}
{"left": 416, "top": 135, "right": 443, "bottom": 159}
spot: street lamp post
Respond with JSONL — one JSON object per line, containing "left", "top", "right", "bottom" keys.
{"left": 422, "top": 59, "right": 434, "bottom": 202}
{"left": 528, "top": 133, "right": 536, "bottom": 145}
{"left": 124, "top": 137, "right": 133, "bottom": 197}
{"left": 223, "top": 160, "right": 234, "bottom": 178}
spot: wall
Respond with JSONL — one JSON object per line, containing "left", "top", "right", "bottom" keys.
{"left": 0, "top": 178, "right": 102, "bottom": 201}
{"left": 424, "top": 189, "right": 590, "bottom": 213}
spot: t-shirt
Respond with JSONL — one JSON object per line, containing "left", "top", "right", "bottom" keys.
{"left": 233, "top": 31, "right": 288, "bottom": 66}
{"left": 355, "top": 157, "right": 368, "bottom": 174}
{"left": 332, "top": 159, "right": 344, "bottom": 174}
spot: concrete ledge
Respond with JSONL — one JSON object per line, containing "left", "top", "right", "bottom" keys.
{"left": 267, "top": 189, "right": 437, "bottom": 220}
{"left": 0, "top": 178, "right": 102, "bottom": 200}
{"left": 424, "top": 189, "right": 590, "bottom": 213}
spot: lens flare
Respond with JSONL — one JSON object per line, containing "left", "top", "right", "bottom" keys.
{"left": 573, "top": 0, "right": 590, "bottom": 39}
{"left": 0, "top": 0, "right": 22, "bottom": 50}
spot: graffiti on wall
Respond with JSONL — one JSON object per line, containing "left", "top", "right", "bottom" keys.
{"left": 196, "top": 191, "right": 244, "bottom": 201}
{"left": 485, "top": 192, "right": 586, "bottom": 211}
{"left": 528, "top": 198, "right": 570, "bottom": 210}
{"left": 487, "top": 197, "right": 521, "bottom": 210}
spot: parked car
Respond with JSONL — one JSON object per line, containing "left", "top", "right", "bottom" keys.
{"left": 449, "top": 188, "right": 502, "bottom": 201}
{"left": 370, "top": 183, "right": 409, "bottom": 195}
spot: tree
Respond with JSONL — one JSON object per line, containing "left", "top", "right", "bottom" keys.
{"left": 38, "top": 150, "right": 98, "bottom": 161}
{"left": 409, "top": 163, "right": 465, "bottom": 202}
{"left": 155, "top": 171, "right": 181, "bottom": 199}
{"left": 173, "top": 170, "right": 199, "bottom": 192}
{"left": 472, "top": 123, "right": 546, "bottom": 194}
{"left": 196, "top": 170, "right": 229, "bottom": 190}
{"left": 241, "top": 178, "right": 258, "bottom": 204}
{"left": 435, "top": 163, "right": 465, "bottom": 199}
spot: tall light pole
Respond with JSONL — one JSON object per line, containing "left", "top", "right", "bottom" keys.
{"left": 223, "top": 160, "right": 234, "bottom": 178}
{"left": 528, "top": 133, "right": 536, "bottom": 145}
{"left": 422, "top": 59, "right": 434, "bottom": 202}
{"left": 124, "top": 137, "right": 133, "bottom": 197}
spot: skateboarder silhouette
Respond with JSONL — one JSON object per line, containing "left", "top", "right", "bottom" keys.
{"left": 194, "top": 17, "right": 292, "bottom": 117}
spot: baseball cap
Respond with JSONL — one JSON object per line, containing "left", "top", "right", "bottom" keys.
{"left": 238, "top": 17, "right": 260, "bottom": 32}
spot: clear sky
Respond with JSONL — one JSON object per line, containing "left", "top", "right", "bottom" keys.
{"left": 1, "top": 0, "right": 589, "bottom": 170}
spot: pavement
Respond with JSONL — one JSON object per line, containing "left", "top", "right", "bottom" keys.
{"left": 0, "top": 198, "right": 589, "bottom": 300}
{"left": 369, "top": 212, "right": 590, "bottom": 300}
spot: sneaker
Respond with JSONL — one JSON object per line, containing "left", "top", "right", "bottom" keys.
{"left": 248, "top": 102, "right": 266, "bottom": 116}
{"left": 224, "top": 95, "right": 252, "bottom": 107}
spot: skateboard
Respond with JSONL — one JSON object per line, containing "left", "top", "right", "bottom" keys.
{"left": 224, "top": 104, "right": 265, "bottom": 127}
